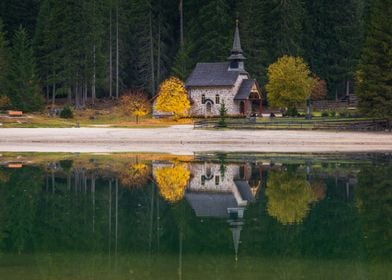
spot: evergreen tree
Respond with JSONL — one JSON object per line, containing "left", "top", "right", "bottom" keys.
{"left": 304, "top": 0, "right": 364, "bottom": 98}
{"left": 7, "top": 27, "right": 43, "bottom": 112}
{"left": 189, "top": 0, "right": 232, "bottom": 63}
{"left": 0, "top": 19, "right": 10, "bottom": 101}
{"left": 0, "top": 0, "right": 40, "bottom": 38}
{"left": 171, "top": 42, "right": 193, "bottom": 80}
{"left": 356, "top": 0, "right": 392, "bottom": 119}
{"left": 269, "top": 0, "right": 304, "bottom": 58}
{"left": 237, "top": 0, "right": 270, "bottom": 85}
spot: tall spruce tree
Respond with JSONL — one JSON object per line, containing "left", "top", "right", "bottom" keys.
{"left": 237, "top": 0, "right": 270, "bottom": 85}
{"left": 189, "top": 0, "right": 232, "bottom": 63}
{"left": 0, "top": 19, "right": 9, "bottom": 101}
{"left": 356, "top": 0, "right": 392, "bottom": 119}
{"left": 0, "top": 0, "right": 40, "bottom": 38}
{"left": 269, "top": 0, "right": 304, "bottom": 58}
{"left": 304, "top": 0, "right": 364, "bottom": 98}
{"left": 8, "top": 27, "right": 43, "bottom": 112}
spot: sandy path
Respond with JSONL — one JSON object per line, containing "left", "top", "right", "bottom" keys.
{"left": 0, "top": 125, "right": 391, "bottom": 155}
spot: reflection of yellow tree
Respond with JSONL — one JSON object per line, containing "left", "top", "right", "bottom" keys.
{"left": 120, "top": 163, "right": 151, "bottom": 188}
{"left": 155, "top": 165, "right": 190, "bottom": 203}
{"left": 266, "top": 171, "right": 317, "bottom": 225}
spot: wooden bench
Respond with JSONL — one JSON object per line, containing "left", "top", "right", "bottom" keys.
{"left": 7, "top": 110, "right": 23, "bottom": 117}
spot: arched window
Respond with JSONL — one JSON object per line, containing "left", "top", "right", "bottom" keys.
{"left": 202, "top": 94, "right": 206, "bottom": 104}
{"left": 215, "top": 94, "right": 220, "bottom": 104}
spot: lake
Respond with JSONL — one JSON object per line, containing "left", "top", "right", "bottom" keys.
{"left": 0, "top": 153, "right": 391, "bottom": 279}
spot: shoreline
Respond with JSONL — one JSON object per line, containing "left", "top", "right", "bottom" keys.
{"left": 0, "top": 125, "right": 391, "bottom": 155}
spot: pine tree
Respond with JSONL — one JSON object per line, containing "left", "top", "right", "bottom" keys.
{"left": 189, "top": 0, "right": 232, "bottom": 63}
{"left": 356, "top": 0, "right": 392, "bottom": 119}
{"left": 0, "top": 0, "right": 40, "bottom": 38}
{"left": 304, "top": 0, "right": 364, "bottom": 98}
{"left": 237, "top": 0, "right": 270, "bottom": 85}
{"left": 8, "top": 27, "right": 43, "bottom": 112}
{"left": 0, "top": 19, "right": 10, "bottom": 101}
{"left": 269, "top": 0, "right": 304, "bottom": 58}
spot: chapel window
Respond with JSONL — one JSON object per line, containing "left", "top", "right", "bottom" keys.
{"left": 202, "top": 94, "right": 206, "bottom": 104}
{"left": 215, "top": 94, "right": 220, "bottom": 104}
{"left": 215, "top": 176, "right": 220, "bottom": 185}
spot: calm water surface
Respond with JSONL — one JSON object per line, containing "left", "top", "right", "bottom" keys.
{"left": 0, "top": 153, "right": 391, "bottom": 280}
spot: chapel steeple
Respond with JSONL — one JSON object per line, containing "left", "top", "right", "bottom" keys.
{"left": 228, "top": 20, "right": 246, "bottom": 71}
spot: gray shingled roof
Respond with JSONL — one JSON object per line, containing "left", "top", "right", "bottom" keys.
{"left": 234, "top": 79, "right": 256, "bottom": 100}
{"left": 234, "top": 180, "right": 255, "bottom": 202}
{"left": 185, "top": 62, "right": 241, "bottom": 87}
{"left": 185, "top": 192, "right": 238, "bottom": 218}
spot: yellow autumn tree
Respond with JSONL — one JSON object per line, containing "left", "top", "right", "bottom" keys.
{"left": 120, "top": 90, "right": 151, "bottom": 124}
{"left": 266, "top": 56, "right": 314, "bottom": 114}
{"left": 266, "top": 171, "right": 317, "bottom": 225}
{"left": 119, "top": 163, "right": 151, "bottom": 188}
{"left": 155, "top": 77, "right": 190, "bottom": 119}
{"left": 155, "top": 164, "right": 190, "bottom": 203}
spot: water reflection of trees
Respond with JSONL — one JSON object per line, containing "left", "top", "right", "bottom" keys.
{"left": 154, "top": 164, "right": 190, "bottom": 203}
{"left": 266, "top": 171, "right": 317, "bottom": 225}
{"left": 0, "top": 157, "right": 391, "bottom": 279}
{"left": 119, "top": 163, "right": 151, "bottom": 188}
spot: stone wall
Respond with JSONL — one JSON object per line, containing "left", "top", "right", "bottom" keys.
{"left": 188, "top": 74, "right": 248, "bottom": 116}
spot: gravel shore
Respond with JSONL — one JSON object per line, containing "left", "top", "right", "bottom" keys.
{"left": 0, "top": 125, "right": 391, "bottom": 155}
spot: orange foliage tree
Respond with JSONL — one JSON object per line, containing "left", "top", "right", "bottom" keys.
{"left": 311, "top": 75, "right": 327, "bottom": 100}
{"left": 155, "top": 164, "right": 190, "bottom": 203}
{"left": 119, "top": 163, "right": 151, "bottom": 188}
{"left": 155, "top": 77, "right": 190, "bottom": 119}
{"left": 120, "top": 90, "right": 151, "bottom": 123}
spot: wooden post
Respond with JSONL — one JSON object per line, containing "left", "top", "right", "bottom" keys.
{"left": 259, "top": 99, "right": 262, "bottom": 114}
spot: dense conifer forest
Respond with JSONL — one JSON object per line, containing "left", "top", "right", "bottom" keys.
{"left": 0, "top": 0, "right": 390, "bottom": 117}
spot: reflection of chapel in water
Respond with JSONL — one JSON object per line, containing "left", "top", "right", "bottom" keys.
{"left": 186, "top": 162, "right": 263, "bottom": 259}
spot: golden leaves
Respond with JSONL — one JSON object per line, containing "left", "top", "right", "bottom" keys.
{"left": 120, "top": 163, "right": 151, "bottom": 188}
{"left": 120, "top": 90, "right": 151, "bottom": 123}
{"left": 266, "top": 171, "right": 317, "bottom": 225}
{"left": 155, "top": 77, "right": 190, "bottom": 119}
{"left": 155, "top": 164, "right": 190, "bottom": 203}
{"left": 266, "top": 55, "right": 314, "bottom": 109}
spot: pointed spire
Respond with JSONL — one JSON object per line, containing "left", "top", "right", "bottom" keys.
{"left": 228, "top": 19, "right": 246, "bottom": 71}
{"left": 231, "top": 19, "right": 243, "bottom": 53}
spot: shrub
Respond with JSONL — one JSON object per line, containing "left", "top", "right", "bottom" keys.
{"left": 328, "top": 110, "right": 336, "bottom": 117}
{"left": 286, "top": 106, "right": 299, "bottom": 117}
{"left": 321, "top": 111, "right": 329, "bottom": 117}
{"left": 339, "top": 109, "right": 349, "bottom": 118}
{"left": 60, "top": 106, "right": 73, "bottom": 119}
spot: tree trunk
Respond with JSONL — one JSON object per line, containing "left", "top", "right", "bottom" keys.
{"left": 92, "top": 45, "right": 96, "bottom": 105}
{"left": 179, "top": 0, "right": 184, "bottom": 47}
{"left": 109, "top": 6, "right": 113, "bottom": 98}
{"left": 115, "top": 1, "right": 119, "bottom": 99}
{"left": 52, "top": 77, "right": 56, "bottom": 107}
{"left": 149, "top": 8, "right": 155, "bottom": 95}
{"left": 156, "top": 8, "right": 161, "bottom": 87}
{"left": 68, "top": 87, "right": 72, "bottom": 104}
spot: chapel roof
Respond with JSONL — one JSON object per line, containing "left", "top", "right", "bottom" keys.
{"left": 234, "top": 79, "right": 257, "bottom": 100}
{"left": 185, "top": 192, "right": 238, "bottom": 218}
{"left": 185, "top": 62, "right": 246, "bottom": 87}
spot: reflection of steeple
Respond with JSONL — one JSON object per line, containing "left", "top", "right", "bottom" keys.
{"left": 229, "top": 219, "right": 243, "bottom": 262}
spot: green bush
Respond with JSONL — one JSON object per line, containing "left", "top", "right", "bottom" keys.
{"left": 60, "top": 106, "right": 73, "bottom": 119}
{"left": 321, "top": 111, "right": 329, "bottom": 117}
{"left": 328, "top": 110, "right": 336, "bottom": 117}
{"left": 285, "top": 106, "right": 299, "bottom": 117}
{"left": 339, "top": 109, "right": 349, "bottom": 117}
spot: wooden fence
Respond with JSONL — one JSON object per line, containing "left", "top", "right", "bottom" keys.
{"left": 194, "top": 118, "right": 390, "bottom": 131}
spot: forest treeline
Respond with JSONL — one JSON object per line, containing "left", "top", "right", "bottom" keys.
{"left": 0, "top": 0, "right": 390, "bottom": 114}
